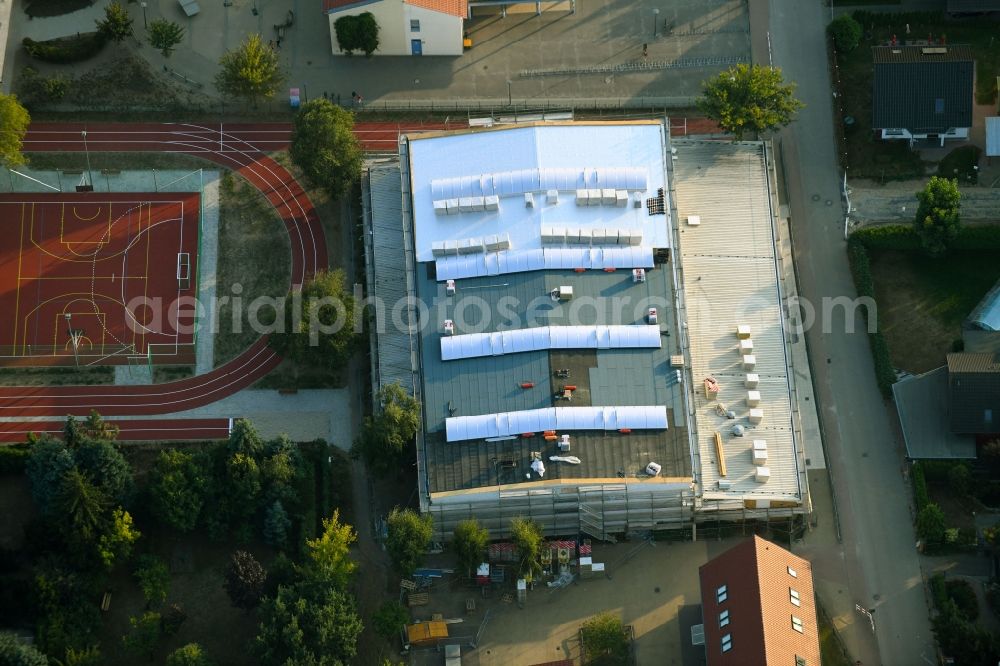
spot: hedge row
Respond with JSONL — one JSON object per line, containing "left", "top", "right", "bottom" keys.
{"left": 0, "top": 444, "right": 30, "bottom": 475}
{"left": 23, "top": 32, "right": 107, "bottom": 64}
{"left": 852, "top": 224, "right": 1000, "bottom": 252}
{"left": 912, "top": 461, "right": 929, "bottom": 512}
{"left": 847, "top": 237, "right": 897, "bottom": 396}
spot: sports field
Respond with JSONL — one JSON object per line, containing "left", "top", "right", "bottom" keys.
{"left": 0, "top": 192, "right": 200, "bottom": 366}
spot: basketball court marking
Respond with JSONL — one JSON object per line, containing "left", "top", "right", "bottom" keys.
{"left": 0, "top": 193, "right": 200, "bottom": 365}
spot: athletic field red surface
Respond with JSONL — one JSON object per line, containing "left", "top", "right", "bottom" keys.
{"left": 0, "top": 192, "right": 199, "bottom": 366}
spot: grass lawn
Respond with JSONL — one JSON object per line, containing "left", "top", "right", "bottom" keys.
{"left": 213, "top": 171, "right": 291, "bottom": 366}
{"left": 869, "top": 249, "right": 1000, "bottom": 372}
{"left": 27, "top": 151, "right": 212, "bottom": 172}
{"left": 833, "top": 11, "right": 1000, "bottom": 180}
{"left": 0, "top": 366, "right": 113, "bottom": 386}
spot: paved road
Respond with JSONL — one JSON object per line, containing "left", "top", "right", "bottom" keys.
{"left": 763, "top": 1, "right": 935, "bottom": 664}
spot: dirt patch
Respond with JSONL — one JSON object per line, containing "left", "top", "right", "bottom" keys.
{"left": 869, "top": 250, "right": 1000, "bottom": 373}
{"left": 98, "top": 531, "right": 271, "bottom": 666}
{"left": 928, "top": 484, "right": 977, "bottom": 532}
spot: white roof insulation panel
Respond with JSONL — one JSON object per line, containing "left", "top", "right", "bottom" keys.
{"left": 407, "top": 122, "right": 670, "bottom": 263}
{"left": 445, "top": 406, "right": 668, "bottom": 442}
{"left": 435, "top": 247, "right": 654, "bottom": 280}
{"left": 440, "top": 325, "right": 661, "bottom": 360}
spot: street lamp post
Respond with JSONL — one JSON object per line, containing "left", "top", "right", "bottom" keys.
{"left": 140, "top": 1, "right": 147, "bottom": 28}
{"left": 81, "top": 130, "right": 93, "bottom": 189}
{"left": 505, "top": 79, "right": 512, "bottom": 106}
{"left": 653, "top": 8, "right": 660, "bottom": 38}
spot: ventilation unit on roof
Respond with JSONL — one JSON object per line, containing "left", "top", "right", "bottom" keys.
{"left": 547, "top": 189, "right": 559, "bottom": 204}
{"left": 754, "top": 466, "right": 770, "bottom": 483}
{"left": 525, "top": 192, "right": 535, "bottom": 208}
{"left": 485, "top": 195, "right": 500, "bottom": 211}
{"left": 745, "top": 373, "right": 759, "bottom": 389}
{"left": 601, "top": 189, "right": 616, "bottom": 205}
{"left": 747, "top": 390, "right": 761, "bottom": 407}
{"left": 576, "top": 189, "right": 589, "bottom": 206}
{"left": 446, "top": 199, "right": 461, "bottom": 215}
{"left": 616, "top": 190, "right": 628, "bottom": 207}
{"left": 633, "top": 192, "right": 643, "bottom": 208}
{"left": 748, "top": 408, "right": 764, "bottom": 425}
{"left": 588, "top": 189, "right": 602, "bottom": 206}
{"left": 922, "top": 47, "right": 947, "bottom": 54}
{"left": 433, "top": 200, "right": 448, "bottom": 216}
{"left": 443, "top": 319, "right": 455, "bottom": 335}
{"left": 686, "top": 215, "right": 701, "bottom": 226}
{"left": 717, "top": 480, "right": 732, "bottom": 491}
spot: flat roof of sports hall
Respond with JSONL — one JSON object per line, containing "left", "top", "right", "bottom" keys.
{"left": 405, "top": 121, "right": 692, "bottom": 494}
{"left": 671, "top": 140, "right": 805, "bottom": 504}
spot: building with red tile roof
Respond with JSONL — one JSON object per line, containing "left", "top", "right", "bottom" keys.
{"left": 698, "top": 536, "right": 820, "bottom": 666}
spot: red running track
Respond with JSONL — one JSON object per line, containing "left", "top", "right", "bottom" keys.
{"left": 3, "top": 121, "right": 452, "bottom": 423}
{"left": 4, "top": 118, "right": 715, "bottom": 429}
{"left": 0, "top": 418, "right": 232, "bottom": 442}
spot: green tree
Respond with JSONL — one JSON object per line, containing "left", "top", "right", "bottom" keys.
{"left": 74, "top": 437, "right": 131, "bottom": 503}
{"left": 305, "top": 509, "right": 357, "bottom": 587}
{"left": 225, "top": 453, "right": 262, "bottom": 522}
{"left": 25, "top": 435, "right": 75, "bottom": 515}
{"left": 948, "top": 463, "right": 971, "bottom": 497}
{"left": 148, "top": 449, "right": 207, "bottom": 532}
{"left": 261, "top": 438, "right": 301, "bottom": 505}
{"left": 83, "top": 410, "right": 119, "bottom": 441}
{"left": 510, "top": 517, "right": 543, "bottom": 578}
{"left": 166, "top": 643, "right": 212, "bottom": 666}
{"left": 697, "top": 64, "right": 805, "bottom": 140}
{"left": 56, "top": 645, "right": 103, "bottom": 666}
{"left": 224, "top": 550, "right": 267, "bottom": 610}
{"left": 134, "top": 555, "right": 171, "bottom": 608}
{"left": 56, "top": 468, "right": 109, "bottom": 546}
{"left": 914, "top": 176, "right": 961, "bottom": 257}
{"left": 828, "top": 14, "right": 862, "bottom": 52}
{"left": 351, "top": 382, "right": 420, "bottom": 478}
{"left": 148, "top": 18, "right": 184, "bottom": 57}
{"left": 0, "top": 93, "right": 30, "bottom": 169}
{"left": 95, "top": 1, "right": 134, "bottom": 43}
{"left": 263, "top": 500, "right": 291, "bottom": 549}
{"left": 255, "top": 583, "right": 362, "bottom": 665}
{"left": 228, "top": 419, "right": 264, "bottom": 459}
{"left": 289, "top": 99, "right": 364, "bottom": 199}
{"left": 269, "top": 270, "right": 359, "bottom": 373}
{"left": 63, "top": 415, "right": 83, "bottom": 448}
{"left": 333, "top": 12, "right": 380, "bottom": 56}
{"left": 0, "top": 631, "right": 49, "bottom": 666}
{"left": 918, "top": 503, "right": 947, "bottom": 545}
{"left": 385, "top": 508, "right": 432, "bottom": 576}
{"left": 371, "top": 601, "right": 408, "bottom": 641}
{"left": 97, "top": 506, "right": 141, "bottom": 568}
{"left": 215, "top": 33, "right": 283, "bottom": 106}
{"left": 122, "top": 612, "right": 162, "bottom": 661}
{"left": 581, "top": 612, "right": 629, "bottom": 666}
{"left": 452, "top": 518, "right": 489, "bottom": 576}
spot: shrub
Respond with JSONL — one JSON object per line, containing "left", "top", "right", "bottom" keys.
{"left": 851, "top": 225, "right": 920, "bottom": 250}
{"left": 930, "top": 572, "right": 948, "bottom": 609}
{"left": 828, "top": 14, "right": 862, "bottom": 52}
{"left": 917, "top": 503, "right": 947, "bottom": 545}
{"left": 581, "top": 612, "right": 629, "bottom": 666}
{"left": 0, "top": 444, "right": 29, "bottom": 474}
{"left": 947, "top": 463, "right": 971, "bottom": 497}
{"left": 23, "top": 33, "right": 107, "bottom": 64}
{"left": 333, "top": 12, "right": 379, "bottom": 56}
{"left": 945, "top": 579, "right": 980, "bottom": 621}
{"left": 952, "top": 225, "right": 1000, "bottom": 250}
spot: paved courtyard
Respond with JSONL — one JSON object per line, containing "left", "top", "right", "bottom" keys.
{"left": 2, "top": 0, "right": 749, "bottom": 105}
{"left": 408, "top": 537, "right": 754, "bottom": 666}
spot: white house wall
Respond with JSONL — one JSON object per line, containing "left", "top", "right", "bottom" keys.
{"left": 328, "top": 0, "right": 462, "bottom": 56}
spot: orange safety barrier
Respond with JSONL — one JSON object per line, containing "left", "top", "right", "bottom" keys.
{"left": 619, "top": 428, "right": 632, "bottom": 434}
{"left": 520, "top": 382, "right": 535, "bottom": 389}
{"left": 544, "top": 435, "right": 558, "bottom": 441}
{"left": 574, "top": 267, "right": 586, "bottom": 273}
{"left": 543, "top": 430, "right": 556, "bottom": 436}
{"left": 563, "top": 385, "right": 577, "bottom": 391}
{"left": 521, "top": 432, "right": 535, "bottom": 438}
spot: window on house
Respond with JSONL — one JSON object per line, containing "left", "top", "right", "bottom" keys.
{"left": 410, "top": 19, "right": 420, "bottom": 31}
{"left": 717, "top": 585, "right": 728, "bottom": 603}
{"left": 721, "top": 633, "right": 732, "bottom": 653}
{"left": 792, "top": 615, "right": 804, "bottom": 633}
{"left": 787, "top": 566, "right": 797, "bottom": 578}
{"left": 719, "top": 610, "right": 730, "bottom": 627}
{"left": 935, "top": 98, "right": 945, "bottom": 114}
{"left": 790, "top": 588, "right": 801, "bottom": 607}
{"left": 795, "top": 657, "right": 807, "bottom": 666}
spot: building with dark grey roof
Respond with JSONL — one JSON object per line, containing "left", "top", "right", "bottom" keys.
{"left": 947, "top": 353, "right": 1000, "bottom": 434}
{"left": 363, "top": 120, "right": 812, "bottom": 541}
{"left": 872, "top": 45, "right": 974, "bottom": 146}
